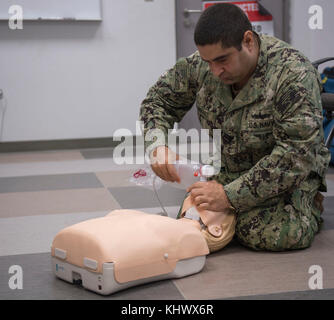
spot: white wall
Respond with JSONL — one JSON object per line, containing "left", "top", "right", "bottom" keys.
{"left": 289, "top": 0, "right": 334, "bottom": 70}
{"left": 0, "top": 0, "right": 176, "bottom": 142}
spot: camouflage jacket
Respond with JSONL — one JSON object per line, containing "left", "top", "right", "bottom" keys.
{"left": 140, "top": 34, "right": 330, "bottom": 213}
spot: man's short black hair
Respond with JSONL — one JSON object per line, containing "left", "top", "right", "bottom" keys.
{"left": 194, "top": 3, "right": 253, "bottom": 50}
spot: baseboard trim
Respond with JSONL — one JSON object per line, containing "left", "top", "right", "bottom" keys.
{"left": 0, "top": 137, "right": 128, "bottom": 153}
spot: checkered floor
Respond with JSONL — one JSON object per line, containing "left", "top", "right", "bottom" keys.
{"left": 0, "top": 147, "right": 334, "bottom": 300}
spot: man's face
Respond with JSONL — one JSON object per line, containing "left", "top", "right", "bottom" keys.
{"left": 197, "top": 40, "right": 254, "bottom": 86}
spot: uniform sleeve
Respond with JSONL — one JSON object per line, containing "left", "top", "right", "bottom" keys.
{"left": 224, "top": 67, "right": 328, "bottom": 213}
{"left": 139, "top": 55, "right": 200, "bottom": 155}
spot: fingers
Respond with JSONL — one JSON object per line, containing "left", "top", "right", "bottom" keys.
{"left": 191, "top": 195, "right": 209, "bottom": 208}
{"left": 151, "top": 163, "right": 168, "bottom": 181}
{"left": 187, "top": 181, "right": 207, "bottom": 193}
{"left": 152, "top": 164, "right": 180, "bottom": 182}
{"left": 151, "top": 164, "right": 171, "bottom": 181}
{"left": 151, "top": 163, "right": 178, "bottom": 182}
{"left": 187, "top": 182, "right": 210, "bottom": 208}
{"left": 166, "top": 163, "right": 180, "bottom": 183}
{"left": 150, "top": 146, "right": 180, "bottom": 182}
{"left": 197, "top": 202, "right": 209, "bottom": 210}
{"left": 187, "top": 180, "right": 229, "bottom": 212}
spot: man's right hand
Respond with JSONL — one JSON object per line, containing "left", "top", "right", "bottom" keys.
{"left": 150, "top": 145, "right": 181, "bottom": 183}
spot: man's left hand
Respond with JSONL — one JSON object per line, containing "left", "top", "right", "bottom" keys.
{"left": 187, "top": 180, "right": 232, "bottom": 212}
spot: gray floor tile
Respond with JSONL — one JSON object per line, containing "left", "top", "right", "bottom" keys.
{"left": 325, "top": 179, "right": 334, "bottom": 197}
{"left": 0, "top": 158, "right": 142, "bottom": 178}
{"left": 0, "top": 253, "right": 185, "bottom": 300}
{"left": 108, "top": 185, "right": 187, "bottom": 209}
{"left": 327, "top": 166, "right": 334, "bottom": 174}
{"left": 322, "top": 216, "right": 334, "bottom": 231}
{"left": 80, "top": 148, "right": 114, "bottom": 159}
{"left": 173, "top": 229, "right": 334, "bottom": 300}
{"left": 323, "top": 196, "right": 334, "bottom": 212}
{"left": 0, "top": 188, "right": 120, "bottom": 219}
{"left": 223, "top": 288, "right": 334, "bottom": 300}
{"left": 0, "top": 150, "right": 84, "bottom": 164}
{"left": 322, "top": 196, "right": 334, "bottom": 230}
{"left": 0, "top": 206, "right": 181, "bottom": 257}
{"left": 0, "top": 173, "right": 104, "bottom": 193}
{"left": 0, "top": 211, "right": 109, "bottom": 256}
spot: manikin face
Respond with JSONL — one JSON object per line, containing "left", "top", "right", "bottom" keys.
{"left": 197, "top": 31, "right": 258, "bottom": 88}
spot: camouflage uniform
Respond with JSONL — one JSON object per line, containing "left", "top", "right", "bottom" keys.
{"left": 139, "top": 34, "right": 331, "bottom": 251}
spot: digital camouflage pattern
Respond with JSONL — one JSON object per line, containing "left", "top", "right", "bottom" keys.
{"left": 139, "top": 34, "right": 331, "bottom": 251}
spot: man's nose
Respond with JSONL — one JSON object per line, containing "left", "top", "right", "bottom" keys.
{"left": 210, "top": 62, "right": 224, "bottom": 77}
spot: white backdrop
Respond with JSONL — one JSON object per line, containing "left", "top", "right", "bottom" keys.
{"left": 0, "top": 0, "right": 176, "bottom": 142}
{"left": 0, "top": 0, "right": 102, "bottom": 21}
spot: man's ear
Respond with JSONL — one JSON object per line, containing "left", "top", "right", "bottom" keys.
{"left": 242, "top": 30, "right": 255, "bottom": 50}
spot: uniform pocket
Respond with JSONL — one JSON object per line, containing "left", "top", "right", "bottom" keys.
{"left": 242, "top": 128, "right": 275, "bottom": 149}
{"left": 240, "top": 128, "right": 275, "bottom": 165}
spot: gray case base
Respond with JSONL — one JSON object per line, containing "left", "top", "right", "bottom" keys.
{"left": 52, "top": 255, "right": 206, "bottom": 295}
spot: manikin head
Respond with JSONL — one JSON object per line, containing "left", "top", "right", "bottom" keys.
{"left": 194, "top": 3, "right": 260, "bottom": 89}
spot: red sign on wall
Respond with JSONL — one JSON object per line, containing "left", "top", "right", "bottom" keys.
{"left": 202, "top": 1, "right": 274, "bottom": 35}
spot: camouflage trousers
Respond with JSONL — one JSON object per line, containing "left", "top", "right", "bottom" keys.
{"left": 233, "top": 180, "right": 324, "bottom": 252}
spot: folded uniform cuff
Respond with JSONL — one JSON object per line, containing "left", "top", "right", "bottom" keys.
{"left": 223, "top": 178, "right": 258, "bottom": 213}
{"left": 143, "top": 128, "right": 168, "bottom": 158}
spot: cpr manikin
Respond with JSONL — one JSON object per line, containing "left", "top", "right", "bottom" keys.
{"left": 51, "top": 162, "right": 236, "bottom": 295}
{"left": 179, "top": 195, "right": 236, "bottom": 253}
{"left": 175, "top": 162, "right": 236, "bottom": 252}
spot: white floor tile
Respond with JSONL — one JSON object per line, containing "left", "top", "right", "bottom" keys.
{"left": 0, "top": 206, "right": 180, "bottom": 257}
{"left": 0, "top": 159, "right": 144, "bottom": 178}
